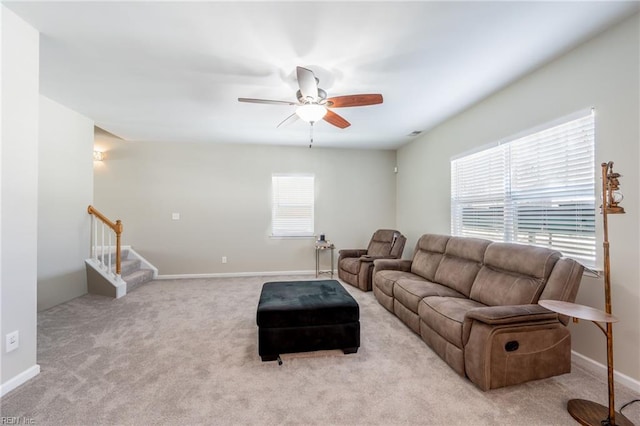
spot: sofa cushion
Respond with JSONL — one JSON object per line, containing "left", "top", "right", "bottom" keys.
{"left": 418, "top": 296, "right": 486, "bottom": 348}
{"left": 367, "top": 229, "right": 398, "bottom": 257}
{"left": 470, "top": 268, "right": 543, "bottom": 307}
{"left": 470, "top": 243, "right": 561, "bottom": 306}
{"left": 410, "top": 234, "right": 450, "bottom": 280}
{"left": 394, "top": 299, "right": 421, "bottom": 334}
{"left": 483, "top": 242, "right": 560, "bottom": 280}
{"left": 433, "top": 237, "right": 490, "bottom": 297}
{"left": 339, "top": 257, "right": 361, "bottom": 275}
{"left": 368, "top": 240, "right": 392, "bottom": 257}
{"left": 374, "top": 270, "right": 422, "bottom": 297}
{"left": 419, "top": 321, "right": 466, "bottom": 376}
{"left": 394, "top": 278, "right": 465, "bottom": 314}
{"left": 539, "top": 257, "right": 583, "bottom": 302}
{"left": 539, "top": 258, "right": 584, "bottom": 325}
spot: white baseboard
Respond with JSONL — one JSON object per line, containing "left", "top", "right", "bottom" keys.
{"left": 1, "top": 364, "right": 40, "bottom": 397}
{"left": 572, "top": 350, "right": 640, "bottom": 393}
{"left": 156, "top": 270, "right": 333, "bottom": 280}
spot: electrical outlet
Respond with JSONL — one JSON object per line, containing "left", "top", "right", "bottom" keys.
{"left": 222, "top": 256, "right": 227, "bottom": 264}
{"left": 6, "top": 331, "right": 19, "bottom": 353}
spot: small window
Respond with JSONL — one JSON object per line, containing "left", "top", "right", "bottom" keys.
{"left": 271, "top": 174, "right": 315, "bottom": 237}
{"left": 451, "top": 111, "right": 596, "bottom": 267}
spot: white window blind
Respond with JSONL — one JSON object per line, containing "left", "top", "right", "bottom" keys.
{"left": 451, "top": 112, "right": 595, "bottom": 266}
{"left": 272, "top": 174, "right": 315, "bottom": 237}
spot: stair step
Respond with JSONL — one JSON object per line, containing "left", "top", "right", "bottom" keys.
{"left": 120, "top": 258, "right": 141, "bottom": 276}
{"left": 122, "top": 268, "right": 154, "bottom": 293}
{"left": 96, "top": 249, "right": 130, "bottom": 264}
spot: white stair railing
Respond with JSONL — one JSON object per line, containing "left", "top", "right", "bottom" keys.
{"left": 88, "top": 205, "right": 123, "bottom": 280}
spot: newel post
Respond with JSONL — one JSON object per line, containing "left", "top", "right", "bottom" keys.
{"left": 115, "top": 220, "right": 123, "bottom": 275}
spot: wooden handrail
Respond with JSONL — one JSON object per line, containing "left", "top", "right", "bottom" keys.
{"left": 88, "top": 205, "right": 123, "bottom": 275}
{"left": 88, "top": 205, "right": 122, "bottom": 233}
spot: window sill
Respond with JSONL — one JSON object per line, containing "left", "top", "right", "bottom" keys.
{"left": 270, "top": 235, "right": 316, "bottom": 240}
{"left": 582, "top": 265, "right": 602, "bottom": 278}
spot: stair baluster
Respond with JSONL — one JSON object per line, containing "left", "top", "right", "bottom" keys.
{"left": 88, "top": 205, "right": 123, "bottom": 278}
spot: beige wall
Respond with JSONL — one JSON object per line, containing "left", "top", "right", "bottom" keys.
{"left": 1, "top": 5, "right": 40, "bottom": 391}
{"left": 93, "top": 138, "right": 397, "bottom": 275}
{"left": 37, "top": 95, "right": 94, "bottom": 311}
{"left": 396, "top": 14, "right": 640, "bottom": 382}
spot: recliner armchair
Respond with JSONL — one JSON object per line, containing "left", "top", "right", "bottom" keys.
{"left": 338, "top": 229, "right": 406, "bottom": 291}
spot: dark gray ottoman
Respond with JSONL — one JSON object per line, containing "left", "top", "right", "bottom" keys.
{"left": 256, "top": 280, "right": 360, "bottom": 362}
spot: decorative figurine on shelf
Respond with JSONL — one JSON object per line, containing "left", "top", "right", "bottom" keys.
{"left": 316, "top": 234, "right": 332, "bottom": 247}
{"left": 602, "top": 163, "right": 625, "bottom": 215}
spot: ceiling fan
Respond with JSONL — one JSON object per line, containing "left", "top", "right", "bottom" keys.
{"left": 238, "top": 66, "right": 383, "bottom": 129}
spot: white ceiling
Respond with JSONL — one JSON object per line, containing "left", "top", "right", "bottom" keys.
{"left": 4, "top": 1, "right": 639, "bottom": 150}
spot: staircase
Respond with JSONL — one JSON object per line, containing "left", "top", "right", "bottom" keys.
{"left": 86, "top": 247, "right": 157, "bottom": 298}
{"left": 86, "top": 205, "right": 158, "bottom": 299}
{"left": 116, "top": 249, "right": 155, "bottom": 292}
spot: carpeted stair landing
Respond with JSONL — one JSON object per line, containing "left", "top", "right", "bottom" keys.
{"left": 119, "top": 254, "right": 154, "bottom": 293}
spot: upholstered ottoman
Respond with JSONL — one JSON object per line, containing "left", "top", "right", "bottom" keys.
{"left": 256, "top": 280, "right": 360, "bottom": 363}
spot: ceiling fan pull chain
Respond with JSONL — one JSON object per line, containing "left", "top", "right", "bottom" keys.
{"left": 309, "top": 122, "right": 314, "bottom": 148}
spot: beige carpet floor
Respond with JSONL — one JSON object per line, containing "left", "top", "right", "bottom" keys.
{"left": 1, "top": 275, "right": 639, "bottom": 425}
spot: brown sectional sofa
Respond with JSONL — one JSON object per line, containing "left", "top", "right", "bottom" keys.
{"left": 373, "top": 234, "right": 584, "bottom": 390}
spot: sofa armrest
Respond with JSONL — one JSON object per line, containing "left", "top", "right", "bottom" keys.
{"left": 462, "top": 304, "right": 570, "bottom": 390}
{"left": 372, "top": 258, "right": 412, "bottom": 272}
{"left": 465, "top": 304, "right": 558, "bottom": 326}
{"left": 338, "top": 249, "right": 367, "bottom": 262}
{"left": 462, "top": 304, "right": 559, "bottom": 348}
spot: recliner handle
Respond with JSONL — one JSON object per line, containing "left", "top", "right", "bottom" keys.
{"left": 505, "top": 341, "right": 519, "bottom": 352}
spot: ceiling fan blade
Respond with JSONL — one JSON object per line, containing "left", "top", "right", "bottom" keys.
{"left": 276, "top": 113, "right": 300, "bottom": 128}
{"left": 238, "top": 98, "right": 298, "bottom": 106}
{"left": 296, "top": 66, "right": 318, "bottom": 101}
{"left": 326, "top": 94, "right": 383, "bottom": 108}
{"left": 323, "top": 109, "right": 351, "bottom": 129}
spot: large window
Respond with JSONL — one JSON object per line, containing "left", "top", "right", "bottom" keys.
{"left": 451, "top": 111, "right": 595, "bottom": 266}
{"left": 271, "top": 174, "right": 315, "bottom": 237}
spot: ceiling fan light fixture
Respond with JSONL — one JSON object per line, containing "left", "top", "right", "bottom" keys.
{"left": 296, "top": 104, "right": 327, "bottom": 123}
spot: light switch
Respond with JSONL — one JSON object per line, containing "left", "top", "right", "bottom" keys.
{"left": 6, "top": 331, "right": 18, "bottom": 353}
{"left": 172, "top": 213, "right": 180, "bottom": 220}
